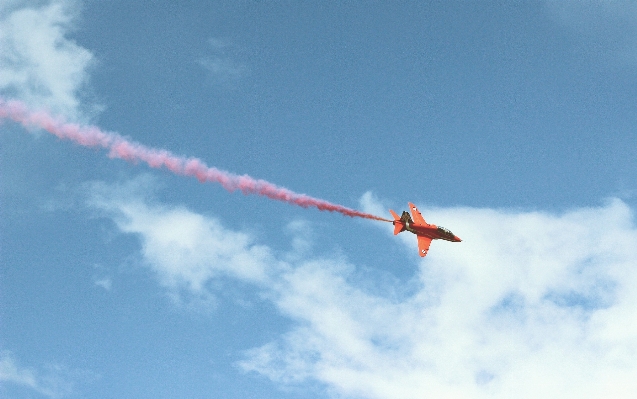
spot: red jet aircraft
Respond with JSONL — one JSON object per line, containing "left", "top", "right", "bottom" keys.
{"left": 390, "top": 202, "right": 461, "bottom": 257}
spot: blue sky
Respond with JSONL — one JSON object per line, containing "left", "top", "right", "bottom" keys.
{"left": 1, "top": 1, "right": 637, "bottom": 398}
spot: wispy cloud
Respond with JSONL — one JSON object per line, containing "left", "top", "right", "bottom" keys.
{"left": 89, "top": 179, "right": 637, "bottom": 398}
{"left": 91, "top": 263, "right": 113, "bottom": 291}
{"left": 93, "top": 276, "right": 112, "bottom": 291}
{"left": 0, "top": 0, "right": 98, "bottom": 121}
{"left": 86, "top": 176, "right": 275, "bottom": 307}
{"left": 197, "top": 38, "right": 248, "bottom": 84}
{"left": 0, "top": 351, "right": 82, "bottom": 398}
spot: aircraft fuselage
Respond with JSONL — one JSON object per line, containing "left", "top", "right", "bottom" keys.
{"left": 403, "top": 221, "right": 461, "bottom": 242}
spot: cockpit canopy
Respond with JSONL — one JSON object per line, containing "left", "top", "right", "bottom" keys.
{"left": 437, "top": 226, "right": 455, "bottom": 238}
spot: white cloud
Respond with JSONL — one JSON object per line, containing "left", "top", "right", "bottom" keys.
{"left": 89, "top": 180, "right": 637, "bottom": 398}
{"left": 284, "top": 219, "right": 314, "bottom": 260}
{"left": 91, "top": 263, "right": 113, "bottom": 291}
{"left": 93, "top": 276, "right": 112, "bottom": 291}
{"left": 359, "top": 191, "right": 388, "bottom": 221}
{"left": 0, "top": 0, "right": 97, "bottom": 120}
{"left": 243, "top": 199, "right": 637, "bottom": 399}
{"left": 87, "top": 177, "right": 276, "bottom": 306}
{"left": 0, "top": 351, "right": 76, "bottom": 398}
{"left": 0, "top": 351, "right": 39, "bottom": 390}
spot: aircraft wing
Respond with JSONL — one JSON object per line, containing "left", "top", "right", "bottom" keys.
{"left": 417, "top": 235, "right": 432, "bottom": 257}
{"left": 408, "top": 202, "right": 427, "bottom": 225}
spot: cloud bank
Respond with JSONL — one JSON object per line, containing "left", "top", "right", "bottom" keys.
{"left": 89, "top": 179, "right": 637, "bottom": 399}
{"left": 0, "top": 0, "right": 96, "bottom": 120}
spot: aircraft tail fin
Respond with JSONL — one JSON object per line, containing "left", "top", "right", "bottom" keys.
{"left": 389, "top": 209, "right": 405, "bottom": 235}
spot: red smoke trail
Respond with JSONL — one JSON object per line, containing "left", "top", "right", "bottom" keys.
{"left": 0, "top": 98, "right": 391, "bottom": 222}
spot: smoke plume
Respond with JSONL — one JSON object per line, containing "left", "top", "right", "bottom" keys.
{"left": 0, "top": 98, "right": 390, "bottom": 222}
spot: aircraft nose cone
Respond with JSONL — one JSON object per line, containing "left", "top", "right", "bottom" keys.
{"left": 455, "top": 236, "right": 462, "bottom": 242}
